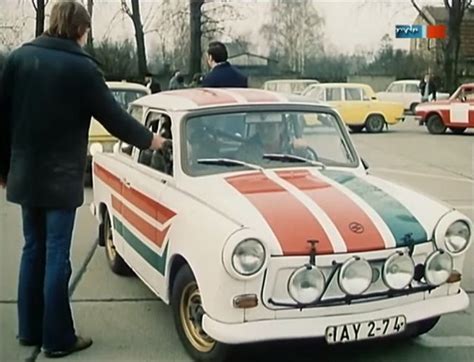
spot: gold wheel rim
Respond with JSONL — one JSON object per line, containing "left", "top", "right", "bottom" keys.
{"left": 105, "top": 215, "right": 117, "bottom": 261}
{"left": 179, "top": 282, "right": 215, "bottom": 353}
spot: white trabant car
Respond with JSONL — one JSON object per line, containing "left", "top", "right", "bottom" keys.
{"left": 376, "top": 80, "right": 450, "bottom": 113}
{"left": 91, "top": 88, "right": 471, "bottom": 361}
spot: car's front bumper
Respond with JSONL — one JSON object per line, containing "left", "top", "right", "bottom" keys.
{"left": 202, "top": 289, "right": 469, "bottom": 344}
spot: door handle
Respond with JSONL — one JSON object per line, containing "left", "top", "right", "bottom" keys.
{"left": 122, "top": 178, "right": 131, "bottom": 188}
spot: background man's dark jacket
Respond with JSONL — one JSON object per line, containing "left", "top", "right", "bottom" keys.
{"left": 0, "top": 35, "right": 152, "bottom": 208}
{"left": 202, "top": 62, "right": 248, "bottom": 88}
{"left": 419, "top": 79, "right": 437, "bottom": 100}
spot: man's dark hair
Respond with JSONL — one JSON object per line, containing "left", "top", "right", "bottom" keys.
{"left": 207, "top": 41, "right": 228, "bottom": 63}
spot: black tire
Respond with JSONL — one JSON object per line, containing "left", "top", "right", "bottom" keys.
{"left": 102, "top": 209, "right": 133, "bottom": 276}
{"left": 365, "top": 115, "right": 385, "bottom": 133}
{"left": 409, "top": 102, "right": 419, "bottom": 114}
{"left": 426, "top": 114, "right": 446, "bottom": 134}
{"left": 171, "top": 265, "right": 230, "bottom": 361}
{"left": 405, "top": 317, "right": 441, "bottom": 338}
{"left": 349, "top": 125, "right": 365, "bottom": 133}
{"left": 449, "top": 127, "right": 466, "bottom": 134}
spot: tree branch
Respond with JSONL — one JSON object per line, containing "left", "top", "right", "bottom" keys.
{"left": 120, "top": 0, "right": 133, "bottom": 19}
{"left": 443, "top": 0, "right": 451, "bottom": 10}
{"left": 411, "top": 0, "right": 434, "bottom": 25}
{"left": 31, "top": 0, "right": 37, "bottom": 11}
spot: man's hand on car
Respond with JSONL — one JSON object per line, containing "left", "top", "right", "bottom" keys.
{"left": 150, "top": 134, "right": 169, "bottom": 150}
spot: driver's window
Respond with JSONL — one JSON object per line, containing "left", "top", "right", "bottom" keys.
{"left": 119, "top": 105, "right": 143, "bottom": 157}
{"left": 138, "top": 112, "right": 173, "bottom": 176}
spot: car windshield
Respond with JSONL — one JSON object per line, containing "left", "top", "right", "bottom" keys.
{"left": 111, "top": 89, "right": 148, "bottom": 110}
{"left": 183, "top": 110, "right": 358, "bottom": 176}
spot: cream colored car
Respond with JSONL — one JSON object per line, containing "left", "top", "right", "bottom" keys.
{"left": 303, "top": 83, "right": 405, "bottom": 133}
{"left": 263, "top": 79, "right": 319, "bottom": 95}
{"left": 86, "top": 81, "right": 150, "bottom": 182}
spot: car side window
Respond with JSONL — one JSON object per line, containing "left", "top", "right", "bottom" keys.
{"left": 326, "top": 87, "right": 342, "bottom": 101}
{"left": 306, "top": 87, "right": 325, "bottom": 101}
{"left": 388, "top": 84, "right": 403, "bottom": 93}
{"left": 138, "top": 112, "right": 173, "bottom": 176}
{"left": 119, "top": 105, "right": 143, "bottom": 157}
{"left": 344, "top": 88, "right": 363, "bottom": 101}
{"left": 405, "top": 84, "right": 419, "bottom": 93}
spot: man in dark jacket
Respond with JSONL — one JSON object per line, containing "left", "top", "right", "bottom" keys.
{"left": 419, "top": 73, "right": 437, "bottom": 102}
{"left": 0, "top": 1, "right": 165, "bottom": 358}
{"left": 202, "top": 41, "right": 248, "bottom": 88}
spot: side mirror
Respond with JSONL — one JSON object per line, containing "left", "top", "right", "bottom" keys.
{"left": 371, "top": 96, "right": 377, "bottom": 100}
{"left": 361, "top": 158, "right": 369, "bottom": 170}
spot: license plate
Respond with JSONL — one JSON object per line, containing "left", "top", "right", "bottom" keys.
{"left": 325, "top": 315, "right": 406, "bottom": 344}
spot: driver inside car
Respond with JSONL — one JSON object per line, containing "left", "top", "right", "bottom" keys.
{"left": 236, "top": 113, "right": 308, "bottom": 164}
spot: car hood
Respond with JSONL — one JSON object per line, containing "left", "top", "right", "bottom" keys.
{"left": 182, "top": 169, "right": 450, "bottom": 256}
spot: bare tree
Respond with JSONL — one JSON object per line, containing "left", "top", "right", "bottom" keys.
{"left": 121, "top": 0, "right": 148, "bottom": 78}
{"left": 262, "top": 0, "right": 324, "bottom": 74}
{"left": 190, "top": 0, "right": 205, "bottom": 75}
{"left": 411, "top": 0, "right": 473, "bottom": 92}
{"left": 31, "top": 0, "right": 49, "bottom": 37}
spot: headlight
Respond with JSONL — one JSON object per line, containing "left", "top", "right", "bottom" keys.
{"left": 288, "top": 265, "right": 325, "bottom": 304}
{"left": 383, "top": 253, "right": 415, "bottom": 290}
{"left": 339, "top": 257, "right": 372, "bottom": 296}
{"left": 424, "top": 250, "right": 453, "bottom": 286}
{"left": 89, "top": 142, "right": 103, "bottom": 156}
{"left": 231, "top": 239, "right": 265, "bottom": 276}
{"left": 444, "top": 221, "right": 471, "bottom": 254}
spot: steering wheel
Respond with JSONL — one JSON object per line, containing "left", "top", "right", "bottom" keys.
{"left": 303, "top": 146, "right": 319, "bottom": 161}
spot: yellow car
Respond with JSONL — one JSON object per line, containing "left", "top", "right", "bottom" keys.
{"left": 86, "top": 81, "right": 150, "bottom": 183}
{"left": 302, "top": 83, "right": 404, "bottom": 133}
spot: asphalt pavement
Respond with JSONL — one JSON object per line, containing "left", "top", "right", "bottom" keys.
{"left": 0, "top": 118, "right": 473, "bottom": 361}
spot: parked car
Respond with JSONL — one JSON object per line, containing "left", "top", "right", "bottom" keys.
{"left": 415, "top": 83, "right": 474, "bottom": 134}
{"left": 86, "top": 81, "right": 150, "bottom": 184}
{"left": 91, "top": 88, "right": 471, "bottom": 361}
{"left": 263, "top": 79, "right": 319, "bottom": 95}
{"left": 303, "top": 83, "right": 405, "bottom": 133}
{"left": 376, "top": 80, "right": 450, "bottom": 114}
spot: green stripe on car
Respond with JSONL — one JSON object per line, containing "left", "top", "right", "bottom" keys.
{"left": 113, "top": 216, "right": 168, "bottom": 275}
{"left": 322, "top": 170, "right": 427, "bottom": 247}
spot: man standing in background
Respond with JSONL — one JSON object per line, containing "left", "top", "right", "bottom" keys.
{"left": 419, "top": 73, "right": 437, "bottom": 102}
{"left": 202, "top": 41, "right": 248, "bottom": 88}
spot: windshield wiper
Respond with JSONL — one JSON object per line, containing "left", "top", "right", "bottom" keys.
{"left": 197, "top": 158, "right": 263, "bottom": 171}
{"left": 262, "top": 154, "right": 326, "bottom": 169}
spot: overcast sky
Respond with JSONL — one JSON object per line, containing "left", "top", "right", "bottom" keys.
{"left": 0, "top": 0, "right": 445, "bottom": 54}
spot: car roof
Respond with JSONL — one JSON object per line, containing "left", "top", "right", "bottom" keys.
{"left": 460, "top": 82, "right": 474, "bottom": 88}
{"left": 106, "top": 81, "right": 150, "bottom": 92}
{"left": 264, "top": 79, "right": 319, "bottom": 84}
{"left": 391, "top": 80, "right": 419, "bottom": 84}
{"left": 306, "top": 82, "right": 371, "bottom": 88}
{"left": 132, "top": 88, "right": 330, "bottom": 112}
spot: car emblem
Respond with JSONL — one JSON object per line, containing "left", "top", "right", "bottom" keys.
{"left": 349, "top": 222, "right": 364, "bottom": 234}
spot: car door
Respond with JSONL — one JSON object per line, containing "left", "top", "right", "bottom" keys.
{"left": 403, "top": 83, "right": 420, "bottom": 109}
{"left": 449, "top": 87, "right": 474, "bottom": 126}
{"left": 120, "top": 110, "right": 176, "bottom": 296}
{"left": 385, "top": 83, "right": 404, "bottom": 103}
{"left": 97, "top": 105, "right": 147, "bottom": 262}
{"left": 342, "top": 86, "right": 368, "bottom": 124}
{"left": 325, "top": 86, "right": 344, "bottom": 116}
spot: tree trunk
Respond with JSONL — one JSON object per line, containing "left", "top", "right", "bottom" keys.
{"left": 190, "top": 0, "right": 204, "bottom": 76}
{"left": 35, "top": 0, "right": 46, "bottom": 37}
{"left": 444, "top": 1, "right": 463, "bottom": 93}
{"left": 130, "top": 0, "right": 148, "bottom": 78}
{"left": 87, "top": 0, "right": 94, "bottom": 49}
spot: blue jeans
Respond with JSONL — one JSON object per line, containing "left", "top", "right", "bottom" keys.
{"left": 18, "top": 207, "right": 77, "bottom": 351}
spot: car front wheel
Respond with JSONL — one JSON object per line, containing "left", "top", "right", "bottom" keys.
{"left": 426, "top": 115, "right": 447, "bottom": 134}
{"left": 171, "top": 265, "right": 230, "bottom": 361}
